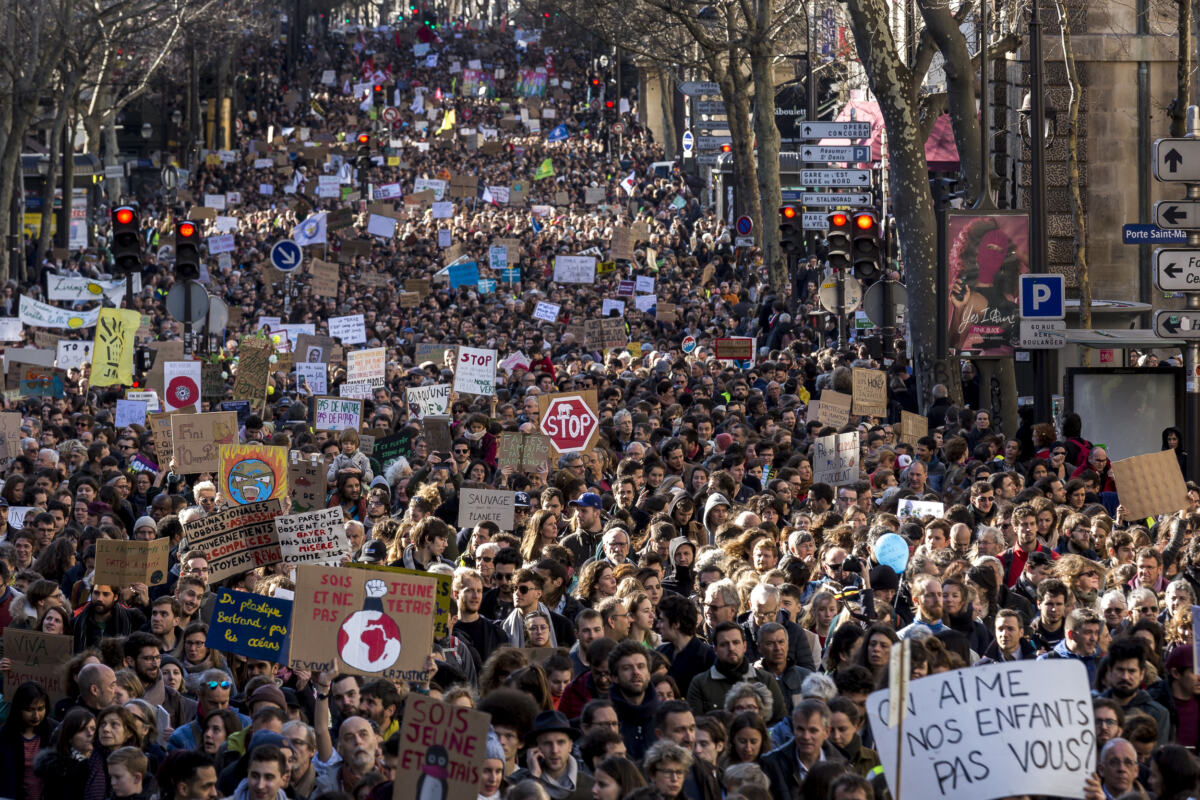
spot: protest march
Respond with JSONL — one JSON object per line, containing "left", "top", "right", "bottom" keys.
{"left": 2, "top": 6, "right": 1200, "bottom": 800}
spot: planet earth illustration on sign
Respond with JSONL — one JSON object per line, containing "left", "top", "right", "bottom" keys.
{"left": 338, "top": 579, "right": 402, "bottom": 671}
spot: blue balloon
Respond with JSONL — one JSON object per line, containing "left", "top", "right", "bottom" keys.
{"left": 874, "top": 533, "right": 910, "bottom": 574}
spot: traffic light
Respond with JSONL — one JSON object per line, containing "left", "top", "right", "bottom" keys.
{"left": 372, "top": 84, "right": 385, "bottom": 107}
{"left": 590, "top": 75, "right": 601, "bottom": 89}
{"left": 779, "top": 205, "right": 804, "bottom": 254}
{"left": 356, "top": 133, "right": 371, "bottom": 169}
{"left": 175, "top": 220, "right": 200, "bottom": 281}
{"left": 851, "top": 210, "right": 881, "bottom": 281}
{"left": 110, "top": 206, "right": 142, "bottom": 274}
{"left": 826, "top": 211, "right": 852, "bottom": 270}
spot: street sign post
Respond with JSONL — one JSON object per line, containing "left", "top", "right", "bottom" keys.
{"left": 1124, "top": 223, "right": 1188, "bottom": 244}
{"left": 781, "top": 191, "right": 873, "bottom": 205}
{"left": 1019, "top": 274, "right": 1066, "bottom": 319}
{"left": 862, "top": 281, "right": 908, "bottom": 328}
{"left": 1154, "top": 249, "right": 1200, "bottom": 292}
{"left": 799, "top": 169, "right": 872, "bottom": 187}
{"left": 1154, "top": 138, "right": 1200, "bottom": 181}
{"left": 799, "top": 121, "right": 871, "bottom": 139}
{"left": 270, "top": 239, "right": 303, "bottom": 272}
{"left": 1154, "top": 201, "right": 1200, "bottom": 229}
{"left": 681, "top": 130, "right": 694, "bottom": 156}
{"left": 679, "top": 81, "right": 720, "bottom": 96}
{"left": 818, "top": 275, "right": 862, "bottom": 313}
{"left": 695, "top": 135, "right": 732, "bottom": 151}
{"left": 735, "top": 216, "right": 753, "bottom": 236}
{"left": 801, "top": 212, "right": 828, "bottom": 230}
{"left": 1016, "top": 320, "right": 1067, "bottom": 349}
{"left": 1155, "top": 311, "right": 1200, "bottom": 338}
{"left": 800, "top": 145, "right": 872, "bottom": 163}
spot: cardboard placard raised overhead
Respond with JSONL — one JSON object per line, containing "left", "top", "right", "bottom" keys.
{"left": 497, "top": 432, "right": 552, "bottom": 472}
{"left": 171, "top": 411, "right": 239, "bottom": 473}
{"left": 1111, "top": 448, "right": 1190, "bottom": 520}
{"left": 313, "top": 396, "right": 363, "bottom": 432}
{"left": 900, "top": 410, "right": 929, "bottom": 447}
{"left": 289, "top": 451, "right": 329, "bottom": 513}
{"left": 814, "top": 390, "right": 852, "bottom": 429}
{"left": 233, "top": 336, "right": 273, "bottom": 410}
{"left": 812, "top": 431, "right": 861, "bottom": 486}
{"left": 394, "top": 695, "right": 492, "bottom": 800}
{"left": 868, "top": 660, "right": 1094, "bottom": 800}
{"left": 94, "top": 538, "right": 170, "bottom": 587}
{"left": 851, "top": 367, "right": 888, "bottom": 418}
{"left": 537, "top": 390, "right": 600, "bottom": 454}
{"left": 3, "top": 629, "right": 73, "bottom": 702}
{"left": 182, "top": 499, "right": 284, "bottom": 581}
{"left": 405, "top": 383, "right": 450, "bottom": 419}
{"left": 290, "top": 563, "right": 438, "bottom": 681}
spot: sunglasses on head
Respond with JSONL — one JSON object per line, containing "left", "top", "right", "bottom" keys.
{"left": 206, "top": 680, "right": 232, "bottom": 690}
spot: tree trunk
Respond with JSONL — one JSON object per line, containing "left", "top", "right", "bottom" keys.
{"left": 36, "top": 90, "right": 69, "bottom": 266}
{"left": 658, "top": 70, "right": 676, "bottom": 161}
{"left": 919, "top": 0, "right": 982, "bottom": 205}
{"left": 750, "top": 34, "right": 784, "bottom": 294}
{"left": 719, "top": 65, "right": 761, "bottom": 238}
{"left": 1055, "top": 0, "right": 1089, "bottom": 344}
{"left": 1171, "top": 0, "right": 1192, "bottom": 138}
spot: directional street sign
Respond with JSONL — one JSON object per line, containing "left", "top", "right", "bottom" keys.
{"left": 679, "top": 81, "right": 720, "bottom": 96}
{"left": 1155, "top": 200, "right": 1200, "bottom": 229}
{"left": 800, "top": 169, "right": 872, "bottom": 187}
{"left": 802, "top": 212, "right": 828, "bottom": 230}
{"left": 1154, "top": 310, "right": 1200, "bottom": 338}
{"left": 800, "top": 145, "right": 872, "bottom": 163}
{"left": 696, "top": 135, "right": 732, "bottom": 150}
{"left": 1154, "top": 138, "right": 1200, "bottom": 181}
{"left": 270, "top": 239, "right": 303, "bottom": 272}
{"left": 1153, "top": 249, "right": 1200, "bottom": 291}
{"left": 1016, "top": 320, "right": 1067, "bottom": 349}
{"left": 799, "top": 121, "right": 872, "bottom": 139}
{"left": 696, "top": 154, "right": 721, "bottom": 166}
{"left": 1124, "top": 223, "right": 1188, "bottom": 244}
{"left": 781, "top": 190, "right": 873, "bottom": 205}
{"left": 681, "top": 130, "right": 694, "bottom": 155}
{"left": 695, "top": 100, "right": 726, "bottom": 116}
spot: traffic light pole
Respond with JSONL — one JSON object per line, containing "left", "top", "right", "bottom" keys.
{"left": 837, "top": 270, "right": 847, "bottom": 350}
{"left": 184, "top": 282, "right": 193, "bottom": 357}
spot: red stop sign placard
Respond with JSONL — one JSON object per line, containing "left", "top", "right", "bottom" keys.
{"left": 539, "top": 393, "right": 599, "bottom": 453}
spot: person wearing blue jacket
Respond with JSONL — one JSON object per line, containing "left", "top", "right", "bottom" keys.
{"left": 1037, "top": 607, "right": 1102, "bottom": 685}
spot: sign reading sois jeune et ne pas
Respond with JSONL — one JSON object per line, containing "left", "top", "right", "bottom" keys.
{"left": 395, "top": 695, "right": 492, "bottom": 800}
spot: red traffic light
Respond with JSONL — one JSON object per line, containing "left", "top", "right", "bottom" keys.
{"left": 605, "top": 100, "right": 614, "bottom": 108}
{"left": 780, "top": 206, "right": 797, "bottom": 219}
{"left": 357, "top": 133, "right": 370, "bottom": 144}
{"left": 720, "top": 144, "right": 732, "bottom": 153}
{"left": 114, "top": 207, "right": 135, "bottom": 225}
{"left": 830, "top": 212, "right": 849, "bottom": 227}
{"left": 855, "top": 212, "right": 876, "bottom": 230}
{"left": 374, "top": 84, "right": 383, "bottom": 92}
{"left": 178, "top": 222, "right": 197, "bottom": 238}
{"left": 591, "top": 78, "right": 600, "bottom": 86}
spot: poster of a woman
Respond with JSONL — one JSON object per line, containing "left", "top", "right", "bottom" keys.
{"left": 946, "top": 212, "right": 1031, "bottom": 357}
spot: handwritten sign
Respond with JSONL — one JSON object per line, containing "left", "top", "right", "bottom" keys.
{"left": 553, "top": 255, "right": 596, "bottom": 284}
{"left": 497, "top": 432, "right": 551, "bottom": 472}
{"left": 289, "top": 451, "right": 328, "bottom": 513}
{"left": 219, "top": 444, "right": 288, "bottom": 505}
{"left": 405, "top": 384, "right": 450, "bottom": 419}
{"left": 852, "top": 367, "right": 888, "bottom": 417}
{"left": 56, "top": 340, "right": 93, "bottom": 370}
{"left": 233, "top": 336, "right": 273, "bottom": 409}
{"left": 396, "top": 695, "right": 492, "bottom": 800}
{"left": 454, "top": 347, "right": 496, "bottom": 396}
{"left": 533, "top": 301, "right": 560, "bottom": 323}
{"left": 19, "top": 295, "right": 100, "bottom": 330}
{"left": 276, "top": 506, "right": 350, "bottom": 566}
{"left": 814, "top": 390, "right": 852, "bottom": 428}
{"left": 314, "top": 396, "right": 363, "bottom": 431}
{"left": 94, "top": 538, "right": 170, "bottom": 587}
{"left": 290, "top": 563, "right": 438, "bottom": 680}
{"left": 812, "top": 431, "right": 861, "bottom": 486}
{"left": 329, "top": 314, "right": 367, "bottom": 344}
{"left": 868, "top": 660, "right": 1094, "bottom": 800}
{"left": 182, "top": 499, "right": 284, "bottom": 581}
{"left": 900, "top": 410, "right": 929, "bottom": 447}
{"left": 2, "top": 629, "right": 73, "bottom": 702}
{"left": 898, "top": 499, "right": 946, "bottom": 520}
{"left": 90, "top": 308, "right": 140, "bottom": 386}
{"left": 374, "top": 431, "right": 414, "bottom": 470}
{"left": 207, "top": 587, "right": 293, "bottom": 664}
{"left": 458, "top": 488, "right": 516, "bottom": 531}
{"left": 171, "top": 411, "right": 238, "bottom": 473}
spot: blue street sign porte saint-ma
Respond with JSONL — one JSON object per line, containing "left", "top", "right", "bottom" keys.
{"left": 1019, "top": 274, "right": 1065, "bottom": 319}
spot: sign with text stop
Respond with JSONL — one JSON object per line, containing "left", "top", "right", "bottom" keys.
{"left": 538, "top": 390, "right": 600, "bottom": 454}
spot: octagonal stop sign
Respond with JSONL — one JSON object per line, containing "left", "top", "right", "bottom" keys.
{"left": 538, "top": 390, "right": 599, "bottom": 454}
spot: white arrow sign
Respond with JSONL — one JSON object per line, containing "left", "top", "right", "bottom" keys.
{"left": 800, "top": 169, "right": 872, "bottom": 187}
{"left": 1154, "top": 138, "right": 1200, "bottom": 181}
{"left": 1153, "top": 248, "right": 1200, "bottom": 291}
{"left": 679, "top": 81, "right": 721, "bottom": 96}
{"left": 782, "top": 192, "right": 874, "bottom": 206}
{"left": 800, "top": 145, "right": 872, "bottom": 163}
{"left": 1155, "top": 310, "right": 1200, "bottom": 338}
{"left": 799, "top": 121, "right": 872, "bottom": 139}
{"left": 1154, "top": 200, "right": 1200, "bottom": 229}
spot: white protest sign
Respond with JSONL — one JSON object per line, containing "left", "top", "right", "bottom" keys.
{"left": 162, "top": 361, "right": 202, "bottom": 413}
{"left": 366, "top": 214, "right": 397, "bottom": 239}
{"left": 203, "top": 193, "right": 226, "bottom": 210}
{"left": 431, "top": 202, "right": 454, "bottom": 219}
{"left": 437, "top": 229, "right": 452, "bottom": 248}
{"left": 346, "top": 347, "right": 386, "bottom": 384}
{"left": 454, "top": 347, "right": 496, "bottom": 396}
{"left": 126, "top": 389, "right": 160, "bottom": 411}
{"left": 812, "top": 431, "right": 860, "bottom": 486}
{"left": 55, "top": 340, "right": 92, "bottom": 370}
{"left": 405, "top": 383, "right": 451, "bottom": 419}
{"left": 634, "top": 294, "right": 657, "bottom": 313}
{"left": 868, "top": 660, "right": 1094, "bottom": 800}
{"left": 375, "top": 182, "right": 403, "bottom": 199}
{"left": 313, "top": 396, "right": 363, "bottom": 431}
{"left": 114, "top": 399, "right": 148, "bottom": 428}
{"left": 0, "top": 318, "right": 21, "bottom": 342}
{"left": 276, "top": 507, "right": 349, "bottom": 567}
{"left": 413, "top": 177, "right": 446, "bottom": 200}
{"left": 601, "top": 299, "right": 626, "bottom": 317}
{"left": 208, "top": 234, "right": 236, "bottom": 255}
{"left": 19, "top": 295, "right": 100, "bottom": 329}
{"left": 533, "top": 302, "right": 560, "bottom": 323}
{"left": 488, "top": 246, "right": 508, "bottom": 270}
{"left": 458, "top": 488, "right": 515, "bottom": 531}
{"left": 553, "top": 255, "right": 596, "bottom": 284}
{"left": 635, "top": 276, "right": 655, "bottom": 294}
{"left": 254, "top": 158, "right": 274, "bottom": 170}
{"left": 329, "top": 314, "right": 367, "bottom": 345}
{"left": 295, "top": 362, "right": 327, "bottom": 394}
{"left": 898, "top": 499, "right": 946, "bottom": 520}
{"left": 47, "top": 275, "right": 140, "bottom": 304}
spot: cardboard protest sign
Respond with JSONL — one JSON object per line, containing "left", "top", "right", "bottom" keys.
{"left": 171, "top": 411, "right": 238, "bottom": 473}
{"left": 276, "top": 506, "right": 350, "bottom": 567}
{"left": 537, "top": 390, "right": 600, "bottom": 455}
{"left": 2, "top": 629, "right": 73, "bottom": 701}
{"left": 898, "top": 499, "right": 946, "bottom": 520}
{"left": 207, "top": 587, "right": 293, "bottom": 664}
{"left": 295, "top": 333, "right": 336, "bottom": 364}
{"left": 1111, "top": 449, "right": 1189, "bottom": 520}
{"left": 815, "top": 390, "right": 852, "bottom": 428}
{"left": 405, "top": 383, "right": 450, "bottom": 419}
{"left": 553, "top": 255, "right": 595, "bottom": 283}
{"left": 313, "top": 396, "right": 363, "bottom": 432}
{"left": 458, "top": 488, "right": 516, "bottom": 531}
{"left": 94, "top": 538, "right": 170, "bottom": 587}
{"left": 868, "top": 660, "right": 1094, "bottom": 800}
{"left": 148, "top": 413, "right": 175, "bottom": 467}
{"left": 0, "top": 412, "right": 20, "bottom": 459}
{"left": 296, "top": 362, "right": 327, "bottom": 394}
{"left": 395, "top": 695, "right": 492, "bottom": 800}
{"left": 90, "top": 308, "right": 140, "bottom": 386}
{"left": 310, "top": 259, "right": 340, "bottom": 298}
{"left": 163, "top": 360, "right": 202, "bottom": 413}
{"left": 330, "top": 314, "right": 368, "bottom": 344}
{"left": 56, "top": 340, "right": 92, "bottom": 370}
{"left": 219, "top": 444, "right": 288, "bottom": 505}
{"left": 290, "top": 563, "right": 439, "bottom": 681}
{"left": 182, "top": 499, "right": 284, "bottom": 581}
{"left": 714, "top": 337, "right": 755, "bottom": 361}
{"left": 497, "top": 432, "right": 551, "bottom": 472}
{"left": 584, "top": 318, "right": 627, "bottom": 351}
{"left": 852, "top": 367, "right": 888, "bottom": 417}
{"left": 812, "top": 432, "right": 861, "bottom": 486}
{"left": 233, "top": 336, "right": 273, "bottom": 409}
{"left": 453, "top": 347, "right": 496, "bottom": 396}
{"left": 900, "top": 410, "right": 929, "bottom": 447}
{"left": 423, "top": 416, "right": 453, "bottom": 454}
{"left": 289, "top": 451, "right": 329, "bottom": 513}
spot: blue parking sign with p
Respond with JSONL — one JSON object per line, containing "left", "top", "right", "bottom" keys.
{"left": 1019, "top": 274, "right": 1065, "bottom": 319}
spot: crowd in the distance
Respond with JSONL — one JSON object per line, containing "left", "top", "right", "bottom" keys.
{"left": 2, "top": 8, "right": 1200, "bottom": 800}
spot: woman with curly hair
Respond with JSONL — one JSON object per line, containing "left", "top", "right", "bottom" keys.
{"left": 1053, "top": 553, "right": 1106, "bottom": 611}
{"left": 478, "top": 647, "right": 529, "bottom": 696}
{"left": 574, "top": 560, "right": 617, "bottom": 608}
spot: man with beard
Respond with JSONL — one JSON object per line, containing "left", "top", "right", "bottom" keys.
{"left": 606, "top": 641, "right": 659, "bottom": 760}
{"left": 313, "top": 672, "right": 379, "bottom": 794}
{"left": 123, "top": 631, "right": 192, "bottom": 726}
{"left": 898, "top": 575, "right": 946, "bottom": 639}
{"left": 686, "top": 621, "right": 786, "bottom": 724}
{"left": 1097, "top": 638, "right": 1171, "bottom": 745}
{"left": 144, "top": 596, "right": 184, "bottom": 651}
{"left": 74, "top": 582, "right": 144, "bottom": 650}
{"left": 452, "top": 568, "right": 507, "bottom": 663}
{"left": 175, "top": 576, "right": 207, "bottom": 628}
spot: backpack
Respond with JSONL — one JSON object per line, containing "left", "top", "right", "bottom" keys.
{"left": 1067, "top": 437, "right": 1092, "bottom": 470}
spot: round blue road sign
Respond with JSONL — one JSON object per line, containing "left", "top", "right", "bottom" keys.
{"left": 270, "top": 239, "right": 303, "bottom": 272}
{"left": 736, "top": 216, "right": 753, "bottom": 236}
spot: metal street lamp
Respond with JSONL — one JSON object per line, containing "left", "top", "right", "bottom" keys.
{"left": 1018, "top": 92, "right": 1058, "bottom": 147}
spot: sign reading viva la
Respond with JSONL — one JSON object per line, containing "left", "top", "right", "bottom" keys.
{"left": 20, "top": 295, "right": 100, "bottom": 329}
